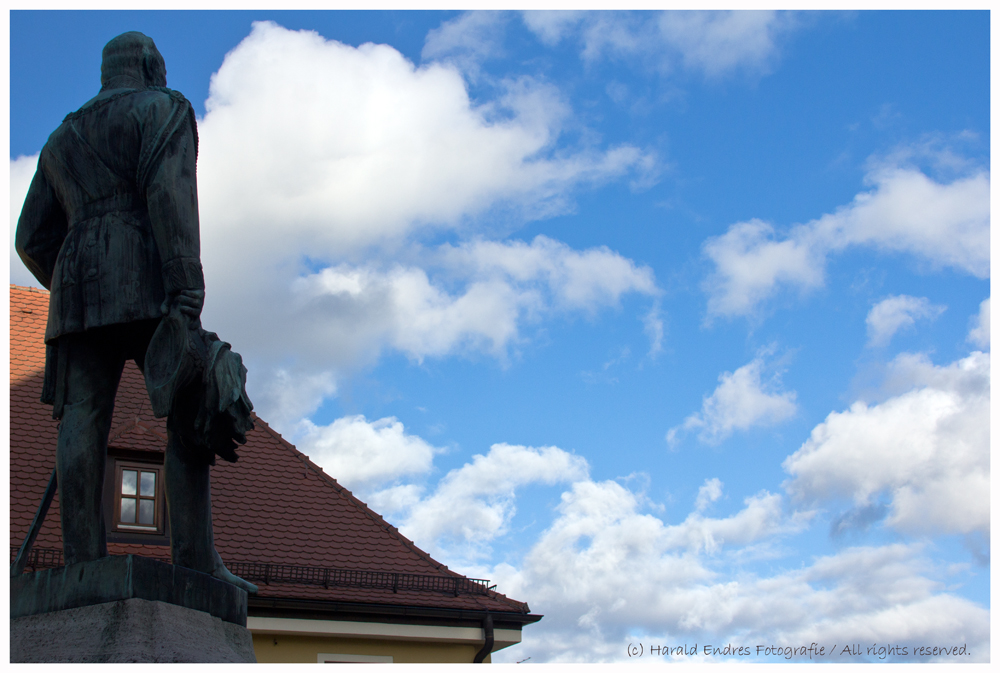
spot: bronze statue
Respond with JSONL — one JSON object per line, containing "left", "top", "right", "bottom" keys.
{"left": 15, "top": 32, "right": 256, "bottom": 594}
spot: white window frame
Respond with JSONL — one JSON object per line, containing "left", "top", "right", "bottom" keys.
{"left": 318, "top": 653, "right": 393, "bottom": 663}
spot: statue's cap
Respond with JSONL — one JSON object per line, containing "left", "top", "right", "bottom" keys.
{"left": 101, "top": 31, "right": 166, "bottom": 88}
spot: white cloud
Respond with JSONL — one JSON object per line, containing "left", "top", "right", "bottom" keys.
{"left": 178, "top": 21, "right": 659, "bottom": 422}
{"left": 490, "top": 477, "right": 986, "bottom": 663}
{"left": 422, "top": 11, "right": 508, "bottom": 77}
{"left": 663, "top": 489, "right": 798, "bottom": 555}
{"left": 279, "top": 346, "right": 987, "bottom": 663}
{"left": 783, "top": 351, "right": 989, "bottom": 535}
{"left": 702, "top": 218, "right": 822, "bottom": 318}
{"left": 290, "top": 263, "right": 526, "bottom": 363}
{"left": 881, "top": 350, "right": 990, "bottom": 399}
{"left": 341, "top": 429, "right": 984, "bottom": 663}
{"left": 522, "top": 10, "right": 799, "bottom": 79}
{"left": 438, "top": 235, "right": 659, "bottom": 313}
{"left": 272, "top": 402, "right": 986, "bottom": 664}
{"left": 866, "top": 295, "right": 946, "bottom": 347}
{"left": 365, "top": 484, "right": 426, "bottom": 519}
{"left": 255, "top": 369, "right": 337, "bottom": 430}
{"left": 836, "top": 163, "right": 990, "bottom": 274}
{"left": 520, "top": 10, "right": 586, "bottom": 47}
{"left": 295, "top": 415, "right": 439, "bottom": 490}
{"left": 389, "top": 443, "right": 588, "bottom": 560}
{"left": 967, "top": 297, "right": 990, "bottom": 349}
{"left": 703, "top": 153, "right": 990, "bottom": 319}
{"left": 9, "top": 154, "right": 42, "bottom": 289}
{"left": 668, "top": 351, "right": 797, "bottom": 445}
{"left": 197, "top": 20, "right": 650, "bottom": 267}
{"left": 694, "top": 477, "right": 723, "bottom": 512}
{"left": 642, "top": 303, "right": 665, "bottom": 357}
{"left": 272, "top": 236, "right": 659, "bottom": 372}
{"left": 656, "top": 10, "right": 797, "bottom": 77}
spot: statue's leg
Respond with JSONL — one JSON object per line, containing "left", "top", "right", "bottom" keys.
{"left": 56, "top": 331, "right": 124, "bottom": 566}
{"left": 163, "top": 427, "right": 215, "bottom": 573}
{"left": 163, "top": 431, "right": 257, "bottom": 593}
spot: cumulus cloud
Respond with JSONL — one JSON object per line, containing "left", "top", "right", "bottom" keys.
{"left": 783, "top": 351, "right": 989, "bottom": 535}
{"left": 491, "top": 479, "right": 793, "bottom": 617}
{"left": 967, "top": 297, "right": 990, "bottom": 349}
{"left": 438, "top": 236, "right": 659, "bottom": 313}
{"left": 663, "top": 489, "right": 799, "bottom": 555}
{"left": 843, "top": 161, "right": 990, "bottom": 273}
{"left": 316, "top": 425, "right": 984, "bottom": 663}
{"left": 667, "top": 351, "right": 797, "bottom": 445}
{"left": 283, "top": 355, "right": 987, "bottom": 663}
{"left": 702, "top": 218, "right": 822, "bottom": 318}
{"left": 387, "top": 443, "right": 588, "bottom": 560}
{"left": 866, "top": 295, "right": 946, "bottom": 347}
{"left": 521, "top": 10, "right": 799, "bottom": 78}
{"left": 295, "top": 414, "right": 439, "bottom": 489}
{"left": 279, "top": 403, "right": 985, "bottom": 664}
{"left": 197, "top": 21, "right": 650, "bottom": 266}
{"left": 272, "top": 236, "right": 659, "bottom": 375}
{"left": 168, "top": 21, "right": 660, "bottom": 422}
{"left": 703, "top": 151, "right": 990, "bottom": 319}
{"left": 491, "top": 478, "right": 986, "bottom": 663}
{"left": 289, "top": 262, "right": 526, "bottom": 363}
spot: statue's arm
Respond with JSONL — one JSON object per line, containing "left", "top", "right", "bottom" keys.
{"left": 15, "top": 164, "right": 67, "bottom": 290}
{"left": 143, "top": 101, "right": 205, "bottom": 311}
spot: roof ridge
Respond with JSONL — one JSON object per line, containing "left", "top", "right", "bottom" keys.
{"left": 10, "top": 283, "right": 48, "bottom": 293}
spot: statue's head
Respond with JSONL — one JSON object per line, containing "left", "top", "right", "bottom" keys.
{"left": 101, "top": 32, "right": 166, "bottom": 89}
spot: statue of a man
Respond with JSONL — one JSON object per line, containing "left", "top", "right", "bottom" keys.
{"left": 15, "top": 32, "right": 255, "bottom": 593}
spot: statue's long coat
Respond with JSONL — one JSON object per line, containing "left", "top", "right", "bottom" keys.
{"left": 15, "top": 86, "right": 204, "bottom": 409}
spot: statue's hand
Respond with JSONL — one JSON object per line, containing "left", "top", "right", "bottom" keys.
{"left": 161, "top": 289, "right": 205, "bottom": 319}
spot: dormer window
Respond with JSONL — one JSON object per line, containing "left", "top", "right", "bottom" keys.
{"left": 113, "top": 461, "right": 163, "bottom": 534}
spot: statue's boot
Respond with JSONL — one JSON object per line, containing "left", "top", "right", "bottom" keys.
{"left": 211, "top": 548, "right": 258, "bottom": 594}
{"left": 164, "top": 428, "right": 257, "bottom": 594}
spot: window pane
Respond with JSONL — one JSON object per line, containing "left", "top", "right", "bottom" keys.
{"left": 120, "top": 497, "right": 136, "bottom": 523}
{"left": 138, "top": 499, "right": 155, "bottom": 525}
{"left": 140, "top": 471, "right": 156, "bottom": 497}
{"left": 122, "top": 470, "right": 137, "bottom": 495}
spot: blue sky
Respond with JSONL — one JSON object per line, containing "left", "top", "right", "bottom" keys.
{"left": 9, "top": 10, "right": 990, "bottom": 663}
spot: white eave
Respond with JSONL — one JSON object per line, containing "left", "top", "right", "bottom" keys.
{"left": 247, "top": 616, "right": 522, "bottom": 651}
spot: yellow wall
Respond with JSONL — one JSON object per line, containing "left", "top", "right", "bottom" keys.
{"left": 252, "top": 633, "right": 491, "bottom": 663}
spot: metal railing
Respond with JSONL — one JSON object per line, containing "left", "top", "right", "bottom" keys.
{"left": 8, "top": 545, "right": 63, "bottom": 574}
{"left": 9, "top": 546, "right": 497, "bottom": 597}
{"left": 227, "top": 561, "right": 495, "bottom": 596}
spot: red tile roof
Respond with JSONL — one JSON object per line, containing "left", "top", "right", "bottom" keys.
{"left": 10, "top": 284, "right": 530, "bottom": 615}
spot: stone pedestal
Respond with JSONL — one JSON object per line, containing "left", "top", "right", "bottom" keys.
{"left": 11, "top": 598, "right": 257, "bottom": 662}
{"left": 10, "top": 555, "right": 256, "bottom": 663}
